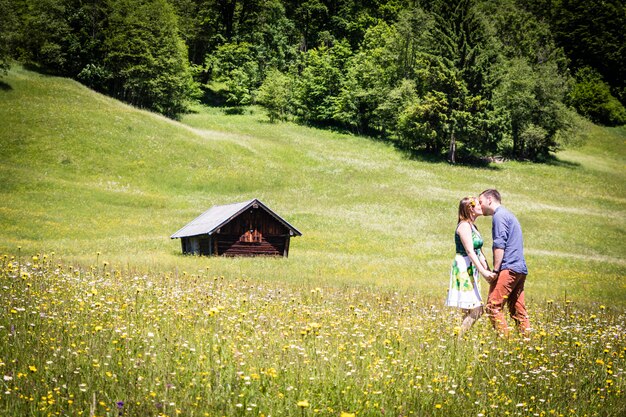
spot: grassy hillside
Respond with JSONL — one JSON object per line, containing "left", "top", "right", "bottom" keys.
{"left": 1, "top": 66, "right": 625, "bottom": 303}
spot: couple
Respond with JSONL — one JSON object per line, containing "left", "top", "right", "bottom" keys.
{"left": 445, "top": 189, "right": 530, "bottom": 338}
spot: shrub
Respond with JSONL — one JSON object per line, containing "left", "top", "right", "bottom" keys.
{"left": 569, "top": 67, "right": 626, "bottom": 126}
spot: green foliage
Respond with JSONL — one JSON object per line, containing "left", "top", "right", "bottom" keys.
{"left": 333, "top": 33, "right": 394, "bottom": 132}
{"left": 548, "top": 0, "right": 626, "bottom": 103}
{"left": 568, "top": 67, "right": 626, "bottom": 127}
{"left": 5, "top": 0, "right": 620, "bottom": 160}
{"left": 104, "top": 0, "right": 198, "bottom": 117}
{"left": 13, "top": 0, "right": 77, "bottom": 74}
{"left": 289, "top": 0, "right": 329, "bottom": 51}
{"left": 482, "top": 0, "right": 573, "bottom": 160}
{"left": 333, "top": 10, "right": 432, "bottom": 134}
{"left": 295, "top": 40, "right": 352, "bottom": 123}
{"left": 256, "top": 68, "right": 293, "bottom": 122}
{"left": 207, "top": 42, "right": 259, "bottom": 105}
{"left": 251, "top": 0, "right": 298, "bottom": 72}
{"left": 76, "top": 63, "right": 112, "bottom": 92}
{"left": 411, "top": 0, "right": 501, "bottom": 162}
{"left": 376, "top": 78, "right": 418, "bottom": 135}
{"left": 397, "top": 90, "right": 449, "bottom": 153}
{"left": 493, "top": 57, "right": 572, "bottom": 160}
{"left": 0, "top": 0, "right": 15, "bottom": 74}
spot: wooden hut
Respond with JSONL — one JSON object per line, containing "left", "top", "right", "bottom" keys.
{"left": 170, "top": 199, "right": 302, "bottom": 257}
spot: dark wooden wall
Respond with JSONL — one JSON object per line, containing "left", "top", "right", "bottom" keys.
{"left": 219, "top": 207, "right": 289, "bottom": 236}
{"left": 181, "top": 207, "right": 292, "bottom": 257}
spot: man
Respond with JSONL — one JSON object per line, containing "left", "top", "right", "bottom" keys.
{"left": 478, "top": 189, "right": 530, "bottom": 336}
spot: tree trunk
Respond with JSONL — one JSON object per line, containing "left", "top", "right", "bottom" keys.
{"left": 448, "top": 130, "right": 456, "bottom": 164}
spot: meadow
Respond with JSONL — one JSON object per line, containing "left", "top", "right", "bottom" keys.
{"left": 0, "top": 67, "right": 625, "bottom": 415}
{"left": 1, "top": 254, "right": 624, "bottom": 417}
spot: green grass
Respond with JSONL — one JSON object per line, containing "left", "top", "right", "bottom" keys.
{"left": 1, "top": 258, "right": 624, "bottom": 417}
{"left": 1, "top": 66, "right": 625, "bottom": 305}
{"left": 1, "top": 67, "right": 625, "bottom": 417}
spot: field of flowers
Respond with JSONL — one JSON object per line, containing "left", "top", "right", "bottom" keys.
{"left": 1, "top": 252, "right": 624, "bottom": 417}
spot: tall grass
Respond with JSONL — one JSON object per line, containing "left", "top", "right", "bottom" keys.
{"left": 1, "top": 256, "right": 624, "bottom": 416}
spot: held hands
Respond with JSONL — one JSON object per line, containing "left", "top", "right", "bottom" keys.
{"left": 480, "top": 268, "right": 497, "bottom": 283}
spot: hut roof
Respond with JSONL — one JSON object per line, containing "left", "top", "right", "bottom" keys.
{"left": 170, "top": 198, "right": 302, "bottom": 239}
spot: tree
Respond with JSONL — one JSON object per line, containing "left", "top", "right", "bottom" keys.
{"left": 493, "top": 57, "right": 571, "bottom": 160}
{"left": 206, "top": 41, "right": 259, "bottom": 105}
{"left": 549, "top": 0, "right": 626, "bottom": 103}
{"left": 333, "top": 9, "right": 434, "bottom": 135}
{"left": 397, "top": 90, "right": 449, "bottom": 153}
{"left": 421, "top": 0, "right": 500, "bottom": 162}
{"left": 0, "top": 0, "right": 15, "bottom": 74}
{"left": 287, "top": 0, "right": 328, "bottom": 51}
{"left": 250, "top": 0, "right": 298, "bottom": 74}
{"left": 256, "top": 68, "right": 293, "bottom": 122}
{"left": 295, "top": 39, "right": 351, "bottom": 123}
{"left": 484, "top": 0, "right": 574, "bottom": 159}
{"left": 104, "top": 0, "right": 198, "bottom": 117}
{"left": 13, "top": 0, "right": 77, "bottom": 74}
{"left": 568, "top": 67, "right": 626, "bottom": 126}
{"left": 333, "top": 22, "right": 398, "bottom": 133}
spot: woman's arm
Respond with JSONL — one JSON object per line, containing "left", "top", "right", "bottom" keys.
{"left": 458, "top": 222, "right": 494, "bottom": 280}
{"left": 479, "top": 248, "right": 490, "bottom": 270}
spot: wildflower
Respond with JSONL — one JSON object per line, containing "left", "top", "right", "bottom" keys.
{"left": 341, "top": 413, "right": 356, "bottom": 417}
{"left": 297, "top": 400, "right": 310, "bottom": 408}
{"left": 28, "top": 365, "right": 37, "bottom": 372}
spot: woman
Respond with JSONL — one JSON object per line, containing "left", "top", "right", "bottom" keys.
{"left": 445, "top": 196, "right": 495, "bottom": 337}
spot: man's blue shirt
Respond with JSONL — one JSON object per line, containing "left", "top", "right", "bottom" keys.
{"left": 492, "top": 206, "right": 528, "bottom": 275}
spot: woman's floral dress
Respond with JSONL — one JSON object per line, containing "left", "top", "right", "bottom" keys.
{"left": 445, "top": 222, "right": 485, "bottom": 309}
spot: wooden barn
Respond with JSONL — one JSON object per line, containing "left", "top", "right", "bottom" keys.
{"left": 170, "top": 199, "right": 302, "bottom": 257}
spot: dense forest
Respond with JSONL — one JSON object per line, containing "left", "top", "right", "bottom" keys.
{"left": 1, "top": 0, "right": 625, "bottom": 162}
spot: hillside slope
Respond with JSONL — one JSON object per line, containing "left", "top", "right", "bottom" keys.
{"left": 1, "top": 67, "right": 625, "bottom": 302}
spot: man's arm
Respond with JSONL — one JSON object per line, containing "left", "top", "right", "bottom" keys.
{"left": 493, "top": 247, "right": 504, "bottom": 272}
{"left": 492, "top": 211, "right": 509, "bottom": 272}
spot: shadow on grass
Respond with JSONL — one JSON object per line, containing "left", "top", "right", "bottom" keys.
{"left": 198, "top": 88, "right": 249, "bottom": 115}
{"left": 289, "top": 119, "right": 503, "bottom": 169}
{"left": 223, "top": 107, "right": 246, "bottom": 115}
{"left": 192, "top": 104, "right": 504, "bottom": 169}
{"left": 0, "top": 81, "right": 11, "bottom": 91}
{"left": 402, "top": 149, "right": 503, "bottom": 170}
{"left": 201, "top": 88, "right": 227, "bottom": 107}
{"left": 542, "top": 155, "right": 581, "bottom": 169}
{"left": 22, "top": 63, "right": 60, "bottom": 76}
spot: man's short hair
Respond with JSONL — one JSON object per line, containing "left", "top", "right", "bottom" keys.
{"left": 480, "top": 189, "right": 501, "bottom": 203}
